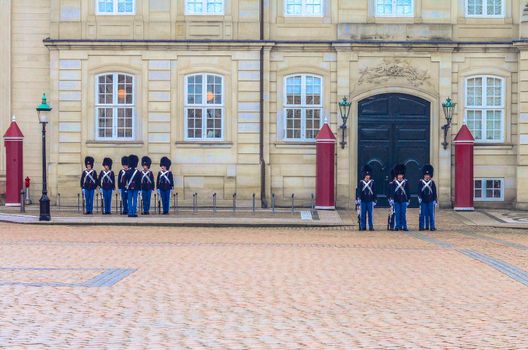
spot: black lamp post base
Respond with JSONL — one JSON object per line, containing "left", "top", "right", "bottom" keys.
{"left": 39, "top": 195, "right": 51, "bottom": 221}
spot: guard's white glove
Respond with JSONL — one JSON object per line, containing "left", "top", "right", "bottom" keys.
{"left": 433, "top": 200, "right": 438, "bottom": 207}
{"left": 157, "top": 189, "right": 161, "bottom": 197}
{"left": 355, "top": 199, "right": 361, "bottom": 205}
{"left": 373, "top": 202, "right": 377, "bottom": 207}
{"left": 389, "top": 199, "right": 394, "bottom": 206}
{"left": 418, "top": 198, "right": 422, "bottom": 204}
{"left": 99, "top": 188, "right": 103, "bottom": 194}
{"left": 82, "top": 189, "right": 85, "bottom": 196}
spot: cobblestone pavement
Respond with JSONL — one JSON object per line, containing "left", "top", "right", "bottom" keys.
{"left": 0, "top": 213, "right": 527, "bottom": 349}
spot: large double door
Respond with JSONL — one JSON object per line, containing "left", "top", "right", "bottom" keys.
{"left": 358, "top": 93, "right": 430, "bottom": 207}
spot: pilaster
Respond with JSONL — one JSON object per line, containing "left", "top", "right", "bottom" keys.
{"left": 0, "top": 0, "right": 11, "bottom": 183}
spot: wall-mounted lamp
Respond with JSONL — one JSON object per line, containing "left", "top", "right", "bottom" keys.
{"left": 441, "top": 97, "right": 456, "bottom": 150}
{"left": 338, "top": 97, "right": 352, "bottom": 149}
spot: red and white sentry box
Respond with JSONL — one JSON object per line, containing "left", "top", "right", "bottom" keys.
{"left": 315, "top": 122, "right": 336, "bottom": 210}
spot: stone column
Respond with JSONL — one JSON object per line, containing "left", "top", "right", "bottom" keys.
{"left": 0, "top": 0, "right": 11, "bottom": 192}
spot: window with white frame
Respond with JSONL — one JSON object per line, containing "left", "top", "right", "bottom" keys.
{"left": 283, "top": 75, "right": 323, "bottom": 140}
{"left": 185, "top": 0, "right": 224, "bottom": 15}
{"left": 285, "top": 0, "right": 323, "bottom": 16}
{"left": 466, "top": 0, "right": 504, "bottom": 17}
{"left": 96, "top": 73, "right": 135, "bottom": 140}
{"left": 464, "top": 76, "right": 504, "bottom": 143}
{"left": 474, "top": 178, "right": 504, "bottom": 201}
{"left": 97, "top": 0, "right": 135, "bottom": 14}
{"left": 375, "top": 0, "right": 413, "bottom": 17}
{"left": 185, "top": 74, "right": 224, "bottom": 140}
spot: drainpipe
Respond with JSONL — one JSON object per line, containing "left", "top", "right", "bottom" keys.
{"left": 259, "top": 0, "right": 268, "bottom": 208}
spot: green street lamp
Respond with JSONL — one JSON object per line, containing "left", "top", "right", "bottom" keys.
{"left": 36, "top": 93, "right": 52, "bottom": 221}
{"left": 441, "top": 97, "right": 456, "bottom": 150}
{"left": 338, "top": 96, "right": 352, "bottom": 149}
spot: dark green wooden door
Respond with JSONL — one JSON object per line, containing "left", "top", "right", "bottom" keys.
{"left": 358, "top": 94, "right": 430, "bottom": 207}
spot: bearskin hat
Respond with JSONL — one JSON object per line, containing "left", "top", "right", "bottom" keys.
{"left": 121, "top": 156, "right": 129, "bottom": 166}
{"left": 142, "top": 156, "right": 152, "bottom": 168}
{"left": 128, "top": 154, "right": 139, "bottom": 168}
{"left": 102, "top": 157, "right": 113, "bottom": 169}
{"left": 85, "top": 156, "right": 94, "bottom": 167}
{"left": 160, "top": 156, "right": 172, "bottom": 169}
{"left": 395, "top": 164, "right": 406, "bottom": 176}
{"left": 422, "top": 164, "right": 434, "bottom": 177}
{"left": 362, "top": 164, "right": 373, "bottom": 177}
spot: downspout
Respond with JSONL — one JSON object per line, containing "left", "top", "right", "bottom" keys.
{"left": 259, "top": 0, "right": 268, "bottom": 207}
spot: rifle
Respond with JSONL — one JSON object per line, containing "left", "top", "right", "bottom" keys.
{"left": 82, "top": 191, "right": 86, "bottom": 215}
{"left": 387, "top": 201, "right": 394, "bottom": 231}
{"left": 355, "top": 201, "right": 361, "bottom": 229}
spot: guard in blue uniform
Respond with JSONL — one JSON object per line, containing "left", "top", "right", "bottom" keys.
{"left": 387, "top": 168, "right": 397, "bottom": 231}
{"left": 389, "top": 164, "right": 410, "bottom": 231}
{"left": 98, "top": 157, "right": 115, "bottom": 215}
{"left": 125, "top": 154, "right": 142, "bottom": 217}
{"left": 418, "top": 164, "right": 438, "bottom": 231}
{"left": 118, "top": 156, "right": 129, "bottom": 215}
{"left": 355, "top": 165, "right": 376, "bottom": 231}
{"left": 140, "top": 156, "right": 155, "bottom": 215}
{"left": 157, "top": 156, "right": 174, "bottom": 215}
{"left": 81, "top": 156, "right": 98, "bottom": 215}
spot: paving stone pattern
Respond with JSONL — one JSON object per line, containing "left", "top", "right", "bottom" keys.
{"left": 0, "top": 218, "right": 527, "bottom": 349}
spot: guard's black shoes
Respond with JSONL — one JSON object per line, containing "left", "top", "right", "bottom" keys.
{"left": 403, "top": 228, "right": 409, "bottom": 231}
{"left": 430, "top": 228, "right": 437, "bottom": 231}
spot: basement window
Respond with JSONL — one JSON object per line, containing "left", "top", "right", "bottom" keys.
{"left": 474, "top": 178, "right": 504, "bottom": 201}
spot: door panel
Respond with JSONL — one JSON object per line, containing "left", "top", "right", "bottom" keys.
{"left": 358, "top": 94, "right": 430, "bottom": 208}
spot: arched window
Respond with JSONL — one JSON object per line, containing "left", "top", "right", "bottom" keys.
{"left": 464, "top": 75, "right": 505, "bottom": 143}
{"left": 285, "top": 0, "right": 323, "bottom": 16}
{"left": 96, "top": 0, "right": 135, "bottom": 15}
{"left": 375, "top": 0, "right": 413, "bottom": 17}
{"left": 283, "top": 74, "right": 323, "bottom": 141}
{"left": 184, "top": 73, "right": 224, "bottom": 140}
{"left": 95, "top": 73, "right": 135, "bottom": 140}
{"left": 185, "top": 0, "right": 224, "bottom": 15}
{"left": 466, "top": 0, "right": 504, "bottom": 17}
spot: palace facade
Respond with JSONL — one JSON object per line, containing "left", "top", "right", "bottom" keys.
{"left": 1, "top": 0, "right": 528, "bottom": 208}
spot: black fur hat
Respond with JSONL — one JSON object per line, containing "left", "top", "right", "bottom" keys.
{"left": 142, "top": 156, "right": 152, "bottom": 168}
{"left": 85, "top": 156, "right": 94, "bottom": 167}
{"left": 102, "top": 157, "right": 113, "bottom": 169}
{"left": 395, "top": 164, "right": 406, "bottom": 176}
{"left": 362, "top": 164, "right": 373, "bottom": 177}
{"left": 128, "top": 154, "right": 139, "bottom": 168}
{"left": 160, "top": 156, "right": 171, "bottom": 169}
{"left": 422, "top": 164, "right": 434, "bottom": 177}
{"left": 121, "top": 156, "right": 129, "bottom": 166}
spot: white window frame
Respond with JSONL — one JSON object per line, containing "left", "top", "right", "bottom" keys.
{"left": 95, "top": 73, "right": 136, "bottom": 141}
{"left": 474, "top": 178, "right": 504, "bottom": 201}
{"left": 375, "top": 0, "right": 414, "bottom": 17}
{"left": 184, "top": 73, "right": 225, "bottom": 141}
{"left": 185, "top": 0, "right": 225, "bottom": 15}
{"left": 96, "top": 0, "right": 136, "bottom": 15}
{"left": 465, "top": 0, "right": 504, "bottom": 18}
{"left": 283, "top": 74, "right": 323, "bottom": 141}
{"left": 464, "top": 75, "right": 505, "bottom": 143}
{"left": 284, "top": 0, "right": 323, "bottom": 17}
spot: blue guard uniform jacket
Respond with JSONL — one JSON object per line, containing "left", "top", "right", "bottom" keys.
{"left": 355, "top": 179, "right": 376, "bottom": 203}
{"left": 418, "top": 179, "right": 437, "bottom": 203}
{"left": 141, "top": 170, "right": 155, "bottom": 191}
{"left": 98, "top": 169, "right": 115, "bottom": 190}
{"left": 125, "top": 167, "right": 142, "bottom": 191}
{"left": 118, "top": 168, "right": 127, "bottom": 190}
{"left": 81, "top": 169, "right": 98, "bottom": 190}
{"left": 389, "top": 179, "right": 410, "bottom": 203}
{"left": 157, "top": 170, "right": 174, "bottom": 191}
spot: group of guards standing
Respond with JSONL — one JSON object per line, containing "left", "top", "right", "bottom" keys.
{"left": 81, "top": 155, "right": 174, "bottom": 217}
{"left": 356, "top": 163, "right": 437, "bottom": 232}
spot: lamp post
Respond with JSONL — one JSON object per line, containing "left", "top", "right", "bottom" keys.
{"left": 36, "top": 94, "right": 52, "bottom": 221}
{"left": 338, "top": 96, "right": 352, "bottom": 149}
{"left": 441, "top": 97, "right": 456, "bottom": 150}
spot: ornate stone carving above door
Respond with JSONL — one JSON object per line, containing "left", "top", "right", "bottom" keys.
{"left": 358, "top": 59, "right": 431, "bottom": 87}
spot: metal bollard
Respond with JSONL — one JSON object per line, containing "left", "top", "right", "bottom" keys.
{"left": 82, "top": 193, "right": 86, "bottom": 215}
{"left": 213, "top": 193, "right": 217, "bottom": 213}
{"left": 96, "top": 193, "right": 100, "bottom": 213}
{"left": 157, "top": 193, "right": 161, "bottom": 215}
{"left": 20, "top": 190, "right": 25, "bottom": 213}
{"left": 252, "top": 193, "right": 256, "bottom": 213}
{"left": 172, "top": 192, "right": 176, "bottom": 213}
{"left": 175, "top": 192, "right": 179, "bottom": 213}
{"left": 271, "top": 193, "right": 275, "bottom": 214}
{"left": 311, "top": 193, "right": 315, "bottom": 210}
{"left": 115, "top": 193, "right": 118, "bottom": 213}
{"left": 291, "top": 193, "right": 295, "bottom": 214}
{"left": 193, "top": 193, "right": 198, "bottom": 213}
{"left": 57, "top": 193, "right": 61, "bottom": 210}
{"left": 232, "top": 193, "right": 237, "bottom": 213}
{"left": 139, "top": 193, "right": 143, "bottom": 215}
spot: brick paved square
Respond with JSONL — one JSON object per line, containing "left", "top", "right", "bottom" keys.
{"left": 0, "top": 219, "right": 527, "bottom": 349}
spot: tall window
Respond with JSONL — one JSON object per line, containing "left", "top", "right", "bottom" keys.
{"left": 284, "top": 75, "right": 322, "bottom": 140}
{"left": 285, "top": 0, "right": 323, "bottom": 16}
{"left": 185, "top": 74, "right": 224, "bottom": 140}
{"left": 96, "top": 73, "right": 135, "bottom": 140}
{"left": 466, "top": 0, "right": 503, "bottom": 17}
{"left": 465, "top": 76, "right": 504, "bottom": 143}
{"left": 375, "top": 0, "right": 413, "bottom": 17}
{"left": 97, "top": 0, "right": 135, "bottom": 14}
{"left": 186, "top": 0, "right": 224, "bottom": 15}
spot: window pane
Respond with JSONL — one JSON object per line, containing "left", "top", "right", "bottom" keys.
{"left": 98, "top": 0, "right": 114, "bottom": 13}
{"left": 187, "top": 75, "right": 203, "bottom": 105}
{"left": 486, "top": 77, "right": 502, "bottom": 107}
{"left": 488, "top": 0, "right": 502, "bottom": 15}
{"left": 117, "top": 107, "right": 133, "bottom": 138}
{"left": 305, "top": 109, "right": 321, "bottom": 139}
{"left": 305, "top": 76, "right": 321, "bottom": 105}
{"left": 118, "top": 0, "right": 134, "bottom": 13}
{"left": 186, "top": 0, "right": 203, "bottom": 13}
{"left": 466, "top": 110, "right": 483, "bottom": 140}
{"left": 466, "top": 77, "right": 482, "bottom": 106}
{"left": 376, "top": 0, "right": 393, "bottom": 16}
{"left": 286, "top": 76, "right": 302, "bottom": 105}
{"left": 187, "top": 109, "right": 203, "bottom": 139}
{"left": 207, "top": 0, "right": 224, "bottom": 14}
{"left": 98, "top": 74, "right": 113, "bottom": 104}
{"left": 305, "top": 0, "right": 322, "bottom": 16}
{"left": 97, "top": 108, "right": 113, "bottom": 138}
{"left": 286, "top": 109, "right": 302, "bottom": 139}
{"left": 207, "top": 75, "right": 222, "bottom": 105}
{"left": 206, "top": 108, "right": 223, "bottom": 138}
{"left": 285, "top": 0, "right": 302, "bottom": 15}
{"left": 467, "top": 0, "right": 483, "bottom": 15}
{"left": 396, "top": 0, "right": 412, "bottom": 16}
{"left": 485, "top": 110, "right": 502, "bottom": 141}
{"left": 117, "top": 74, "right": 133, "bottom": 105}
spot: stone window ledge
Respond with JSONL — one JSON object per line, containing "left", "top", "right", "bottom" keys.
{"left": 274, "top": 141, "right": 316, "bottom": 148}
{"left": 175, "top": 141, "right": 233, "bottom": 148}
{"left": 474, "top": 143, "right": 514, "bottom": 150}
{"left": 86, "top": 140, "right": 144, "bottom": 148}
